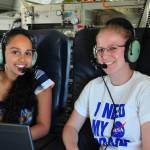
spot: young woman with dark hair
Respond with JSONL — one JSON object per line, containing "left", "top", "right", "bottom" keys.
{"left": 0, "top": 28, "right": 54, "bottom": 140}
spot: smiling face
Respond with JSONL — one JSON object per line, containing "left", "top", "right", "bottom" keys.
{"left": 96, "top": 28, "right": 130, "bottom": 77}
{"left": 4, "top": 34, "right": 33, "bottom": 79}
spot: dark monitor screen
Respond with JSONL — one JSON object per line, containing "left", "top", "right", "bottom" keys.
{"left": 0, "top": 123, "right": 34, "bottom": 150}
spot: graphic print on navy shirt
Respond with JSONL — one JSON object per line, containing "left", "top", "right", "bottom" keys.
{"left": 92, "top": 101, "right": 130, "bottom": 147}
{"left": 19, "top": 108, "right": 33, "bottom": 125}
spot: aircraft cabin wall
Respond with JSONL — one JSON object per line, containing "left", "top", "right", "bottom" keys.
{"left": 0, "top": 0, "right": 149, "bottom": 36}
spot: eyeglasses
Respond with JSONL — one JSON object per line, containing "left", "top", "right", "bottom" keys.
{"left": 94, "top": 44, "right": 125, "bottom": 56}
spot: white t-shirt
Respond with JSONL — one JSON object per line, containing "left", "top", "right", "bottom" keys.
{"left": 75, "top": 71, "right": 150, "bottom": 150}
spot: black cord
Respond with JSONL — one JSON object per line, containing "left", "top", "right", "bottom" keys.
{"left": 91, "top": 61, "right": 117, "bottom": 150}
{"left": 101, "top": 75, "right": 116, "bottom": 150}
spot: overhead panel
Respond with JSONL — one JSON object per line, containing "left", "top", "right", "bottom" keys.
{"left": 0, "top": 0, "right": 14, "bottom": 11}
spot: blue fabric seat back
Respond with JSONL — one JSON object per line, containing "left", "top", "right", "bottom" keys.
{"left": 30, "top": 29, "right": 71, "bottom": 131}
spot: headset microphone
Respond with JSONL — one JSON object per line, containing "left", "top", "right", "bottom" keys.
{"left": 19, "top": 67, "right": 30, "bottom": 74}
{"left": 21, "top": 68, "right": 27, "bottom": 74}
{"left": 96, "top": 63, "right": 107, "bottom": 70}
{"left": 101, "top": 64, "right": 107, "bottom": 69}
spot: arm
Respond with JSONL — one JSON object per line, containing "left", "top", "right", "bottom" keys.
{"left": 63, "top": 109, "right": 86, "bottom": 150}
{"left": 31, "top": 87, "right": 52, "bottom": 140}
{"left": 142, "top": 122, "right": 150, "bottom": 150}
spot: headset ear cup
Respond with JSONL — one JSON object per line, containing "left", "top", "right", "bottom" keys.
{"left": 0, "top": 44, "right": 3, "bottom": 65}
{"left": 127, "top": 40, "right": 140, "bottom": 63}
{"left": 93, "top": 46, "right": 96, "bottom": 58}
{"left": 32, "top": 51, "right": 38, "bottom": 67}
{"left": 91, "top": 45, "right": 98, "bottom": 69}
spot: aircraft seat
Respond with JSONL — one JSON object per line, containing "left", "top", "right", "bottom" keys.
{"left": 30, "top": 29, "right": 71, "bottom": 150}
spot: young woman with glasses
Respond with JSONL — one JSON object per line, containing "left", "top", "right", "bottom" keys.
{"left": 63, "top": 17, "right": 150, "bottom": 150}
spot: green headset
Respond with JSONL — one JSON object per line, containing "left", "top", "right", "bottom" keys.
{"left": 106, "top": 17, "right": 140, "bottom": 63}
{"left": 93, "top": 17, "right": 140, "bottom": 64}
{"left": 0, "top": 28, "right": 38, "bottom": 67}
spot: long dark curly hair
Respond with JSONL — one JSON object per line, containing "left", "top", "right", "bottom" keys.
{"left": 3, "top": 69, "right": 39, "bottom": 125}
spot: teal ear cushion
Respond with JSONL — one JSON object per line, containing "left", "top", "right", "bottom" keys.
{"left": 32, "top": 51, "right": 38, "bottom": 67}
{"left": 128, "top": 40, "right": 140, "bottom": 63}
{"left": 0, "top": 43, "right": 3, "bottom": 65}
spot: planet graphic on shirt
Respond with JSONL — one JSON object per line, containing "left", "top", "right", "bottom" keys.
{"left": 112, "top": 121, "right": 125, "bottom": 138}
